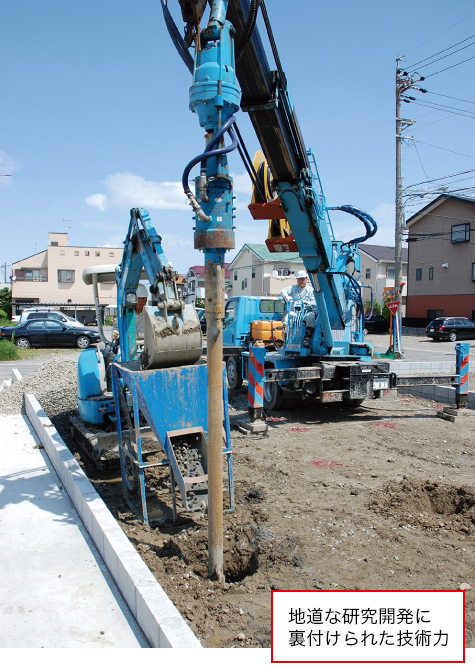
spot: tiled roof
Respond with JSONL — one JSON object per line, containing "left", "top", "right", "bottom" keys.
{"left": 187, "top": 263, "right": 231, "bottom": 278}
{"left": 236, "top": 243, "right": 301, "bottom": 263}
{"left": 360, "top": 243, "right": 408, "bottom": 263}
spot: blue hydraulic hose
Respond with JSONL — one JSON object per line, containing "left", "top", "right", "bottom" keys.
{"left": 182, "top": 116, "right": 238, "bottom": 193}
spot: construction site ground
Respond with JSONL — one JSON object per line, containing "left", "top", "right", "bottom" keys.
{"left": 72, "top": 383, "right": 475, "bottom": 648}
{"left": 1, "top": 336, "right": 474, "bottom": 649}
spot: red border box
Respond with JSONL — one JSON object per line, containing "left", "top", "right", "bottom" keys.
{"left": 271, "top": 589, "right": 465, "bottom": 663}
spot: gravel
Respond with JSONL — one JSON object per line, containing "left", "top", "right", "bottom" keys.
{"left": 0, "top": 357, "right": 79, "bottom": 439}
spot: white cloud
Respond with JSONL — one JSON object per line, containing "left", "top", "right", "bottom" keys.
{"left": 0, "top": 150, "right": 21, "bottom": 185}
{"left": 86, "top": 171, "right": 254, "bottom": 213}
{"left": 85, "top": 172, "right": 190, "bottom": 212}
{"left": 85, "top": 193, "right": 108, "bottom": 211}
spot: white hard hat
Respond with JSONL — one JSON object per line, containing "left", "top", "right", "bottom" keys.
{"left": 136, "top": 283, "right": 148, "bottom": 298}
{"left": 296, "top": 270, "right": 308, "bottom": 279}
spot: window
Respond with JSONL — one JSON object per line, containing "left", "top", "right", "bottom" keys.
{"left": 386, "top": 267, "right": 395, "bottom": 279}
{"left": 427, "top": 310, "right": 443, "bottom": 320}
{"left": 27, "top": 321, "right": 46, "bottom": 331}
{"left": 451, "top": 223, "right": 470, "bottom": 243}
{"left": 252, "top": 267, "right": 256, "bottom": 278}
{"left": 24, "top": 269, "right": 41, "bottom": 281}
{"left": 234, "top": 271, "right": 237, "bottom": 281}
{"left": 365, "top": 268, "right": 371, "bottom": 279}
{"left": 416, "top": 268, "right": 422, "bottom": 281}
{"left": 85, "top": 251, "right": 90, "bottom": 256}
{"left": 429, "top": 267, "right": 434, "bottom": 280}
{"left": 58, "top": 269, "right": 75, "bottom": 283}
{"left": 241, "top": 278, "right": 247, "bottom": 289}
{"left": 109, "top": 252, "right": 114, "bottom": 257}
{"left": 472, "top": 263, "right": 475, "bottom": 281}
{"left": 74, "top": 250, "right": 79, "bottom": 256}
{"left": 95, "top": 251, "right": 101, "bottom": 257}
{"left": 50, "top": 241, "right": 58, "bottom": 246}
{"left": 45, "top": 321, "right": 63, "bottom": 331}
{"left": 275, "top": 265, "right": 292, "bottom": 276}
{"left": 259, "top": 299, "right": 285, "bottom": 314}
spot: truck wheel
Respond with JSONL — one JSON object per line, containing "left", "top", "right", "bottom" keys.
{"left": 226, "top": 356, "right": 243, "bottom": 390}
{"left": 264, "top": 381, "right": 286, "bottom": 410}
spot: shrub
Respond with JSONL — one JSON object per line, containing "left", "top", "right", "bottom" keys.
{"left": 104, "top": 315, "right": 114, "bottom": 326}
{"left": 0, "top": 340, "right": 20, "bottom": 361}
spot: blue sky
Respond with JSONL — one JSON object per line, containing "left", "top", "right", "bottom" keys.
{"left": 1, "top": 1, "right": 474, "bottom": 277}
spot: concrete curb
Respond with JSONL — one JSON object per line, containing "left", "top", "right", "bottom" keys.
{"left": 389, "top": 361, "right": 475, "bottom": 409}
{"left": 24, "top": 393, "right": 202, "bottom": 650}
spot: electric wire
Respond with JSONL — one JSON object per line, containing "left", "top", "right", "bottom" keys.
{"left": 405, "top": 35, "right": 475, "bottom": 72}
{"left": 422, "top": 53, "right": 475, "bottom": 79}
{"left": 402, "top": 10, "right": 475, "bottom": 58}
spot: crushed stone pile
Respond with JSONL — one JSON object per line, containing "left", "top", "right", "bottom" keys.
{"left": 0, "top": 358, "right": 79, "bottom": 438}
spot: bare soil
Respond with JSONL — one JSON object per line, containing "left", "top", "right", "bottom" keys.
{"left": 64, "top": 388, "right": 475, "bottom": 649}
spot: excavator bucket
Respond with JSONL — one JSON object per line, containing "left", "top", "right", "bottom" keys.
{"left": 141, "top": 304, "right": 203, "bottom": 370}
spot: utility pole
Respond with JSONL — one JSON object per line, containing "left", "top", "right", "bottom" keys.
{"left": 394, "top": 58, "right": 426, "bottom": 353}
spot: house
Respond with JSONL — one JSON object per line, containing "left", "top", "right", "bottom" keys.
{"left": 11, "top": 232, "right": 123, "bottom": 320}
{"left": 184, "top": 264, "right": 231, "bottom": 304}
{"left": 405, "top": 195, "right": 475, "bottom": 322}
{"left": 228, "top": 244, "right": 305, "bottom": 297}
{"left": 359, "top": 244, "right": 408, "bottom": 316}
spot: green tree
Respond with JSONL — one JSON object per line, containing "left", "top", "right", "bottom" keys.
{"left": 0, "top": 288, "right": 12, "bottom": 318}
{"left": 363, "top": 300, "right": 381, "bottom": 315}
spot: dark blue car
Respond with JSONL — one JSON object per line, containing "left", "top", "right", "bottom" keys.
{"left": 0, "top": 320, "right": 101, "bottom": 349}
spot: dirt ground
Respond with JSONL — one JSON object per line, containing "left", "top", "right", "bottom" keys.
{"left": 64, "top": 386, "right": 475, "bottom": 649}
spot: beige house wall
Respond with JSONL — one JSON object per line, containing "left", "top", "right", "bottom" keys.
{"left": 12, "top": 233, "right": 122, "bottom": 306}
{"left": 407, "top": 198, "right": 475, "bottom": 298}
{"left": 359, "top": 253, "right": 408, "bottom": 316}
{"left": 229, "top": 247, "right": 304, "bottom": 297}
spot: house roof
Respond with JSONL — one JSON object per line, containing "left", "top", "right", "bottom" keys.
{"left": 359, "top": 244, "right": 408, "bottom": 263}
{"left": 229, "top": 243, "right": 301, "bottom": 269}
{"left": 187, "top": 264, "right": 231, "bottom": 278}
{"left": 405, "top": 194, "right": 475, "bottom": 228}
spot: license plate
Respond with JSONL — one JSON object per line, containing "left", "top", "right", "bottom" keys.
{"left": 429, "top": 328, "right": 434, "bottom": 332}
{"left": 373, "top": 378, "right": 389, "bottom": 390}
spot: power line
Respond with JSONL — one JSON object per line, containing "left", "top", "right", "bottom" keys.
{"left": 404, "top": 169, "right": 475, "bottom": 190}
{"left": 406, "top": 35, "right": 475, "bottom": 72}
{"left": 404, "top": 99, "right": 475, "bottom": 119}
{"left": 424, "top": 90, "right": 475, "bottom": 106}
{"left": 422, "top": 52, "right": 475, "bottom": 78}
{"left": 402, "top": 11, "right": 475, "bottom": 58}
{"left": 406, "top": 138, "right": 475, "bottom": 161}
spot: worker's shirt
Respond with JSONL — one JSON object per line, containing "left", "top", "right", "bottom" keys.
{"left": 280, "top": 283, "right": 316, "bottom": 307}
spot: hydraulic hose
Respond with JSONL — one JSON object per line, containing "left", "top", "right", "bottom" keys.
{"left": 329, "top": 205, "right": 378, "bottom": 247}
{"left": 182, "top": 116, "right": 238, "bottom": 194}
{"left": 235, "top": 0, "right": 262, "bottom": 59}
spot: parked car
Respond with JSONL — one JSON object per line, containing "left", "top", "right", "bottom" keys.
{"left": 19, "top": 308, "right": 84, "bottom": 328}
{"left": 0, "top": 320, "right": 101, "bottom": 349}
{"left": 196, "top": 308, "right": 207, "bottom": 334}
{"left": 426, "top": 317, "right": 475, "bottom": 342}
{"left": 362, "top": 314, "right": 390, "bottom": 335}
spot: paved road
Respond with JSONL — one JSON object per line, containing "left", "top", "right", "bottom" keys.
{"left": 367, "top": 333, "right": 475, "bottom": 363}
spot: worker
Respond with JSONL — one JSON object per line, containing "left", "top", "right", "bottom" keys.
{"left": 280, "top": 270, "right": 317, "bottom": 348}
{"left": 112, "top": 283, "right": 148, "bottom": 344}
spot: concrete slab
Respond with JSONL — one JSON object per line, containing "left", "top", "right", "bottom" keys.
{"left": 0, "top": 415, "right": 148, "bottom": 648}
